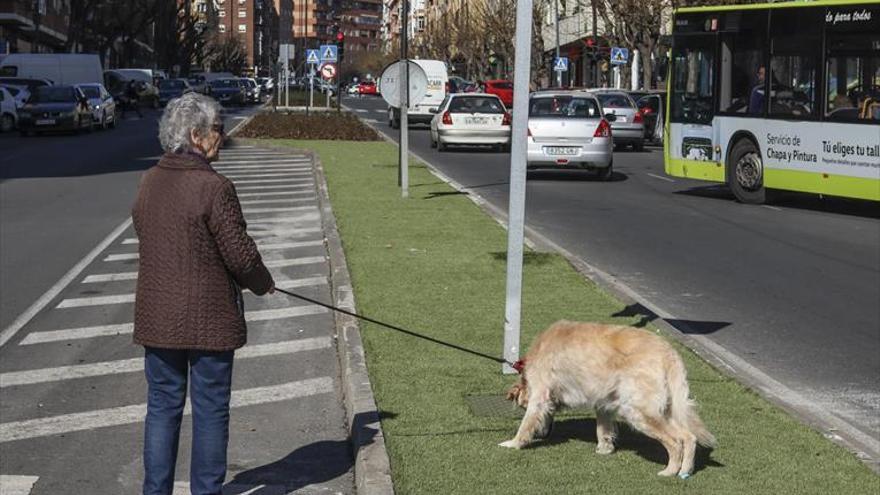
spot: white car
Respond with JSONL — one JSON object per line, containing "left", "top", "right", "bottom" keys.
{"left": 429, "top": 93, "right": 511, "bottom": 152}
{"left": 526, "top": 91, "right": 614, "bottom": 179}
{"left": 75, "top": 83, "right": 117, "bottom": 129}
{"left": 1, "top": 84, "right": 30, "bottom": 110}
{"left": 0, "top": 87, "right": 17, "bottom": 132}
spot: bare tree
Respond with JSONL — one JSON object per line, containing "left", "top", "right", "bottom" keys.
{"left": 206, "top": 34, "right": 248, "bottom": 74}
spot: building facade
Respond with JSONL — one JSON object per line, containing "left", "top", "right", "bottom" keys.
{"left": 0, "top": 0, "right": 69, "bottom": 54}
{"left": 341, "top": 0, "right": 382, "bottom": 53}
{"left": 215, "top": 0, "right": 278, "bottom": 74}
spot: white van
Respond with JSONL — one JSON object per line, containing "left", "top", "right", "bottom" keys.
{"left": 388, "top": 59, "right": 448, "bottom": 128}
{"left": 0, "top": 54, "right": 103, "bottom": 85}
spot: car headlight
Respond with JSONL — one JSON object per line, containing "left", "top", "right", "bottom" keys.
{"left": 94, "top": 104, "right": 101, "bottom": 110}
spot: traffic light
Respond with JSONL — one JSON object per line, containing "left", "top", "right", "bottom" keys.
{"left": 336, "top": 30, "right": 345, "bottom": 62}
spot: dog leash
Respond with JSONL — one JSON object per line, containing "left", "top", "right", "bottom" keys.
{"left": 274, "top": 287, "right": 523, "bottom": 370}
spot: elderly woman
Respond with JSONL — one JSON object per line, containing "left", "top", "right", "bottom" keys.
{"left": 132, "top": 92, "right": 274, "bottom": 495}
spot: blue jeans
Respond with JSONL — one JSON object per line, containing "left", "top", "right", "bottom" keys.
{"left": 143, "top": 347, "right": 234, "bottom": 495}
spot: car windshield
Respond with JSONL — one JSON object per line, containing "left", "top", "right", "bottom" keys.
{"left": 245, "top": 80, "right": 256, "bottom": 88}
{"left": 211, "top": 79, "right": 237, "bottom": 88}
{"left": 448, "top": 96, "right": 505, "bottom": 114}
{"left": 160, "top": 80, "right": 186, "bottom": 89}
{"left": 596, "top": 93, "right": 634, "bottom": 109}
{"left": 2, "top": 86, "right": 21, "bottom": 96}
{"left": 30, "top": 87, "right": 76, "bottom": 103}
{"left": 80, "top": 86, "right": 101, "bottom": 99}
{"left": 529, "top": 96, "right": 602, "bottom": 118}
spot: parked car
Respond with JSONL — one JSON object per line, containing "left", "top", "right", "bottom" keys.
{"left": 158, "top": 78, "right": 192, "bottom": 105}
{"left": 186, "top": 74, "right": 209, "bottom": 94}
{"left": 208, "top": 78, "right": 245, "bottom": 106}
{"left": 430, "top": 93, "right": 511, "bottom": 152}
{"left": 0, "top": 86, "right": 17, "bottom": 132}
{"left": 593, "top": 90, "right": 645, "bottom": 151}
{"left": 526, "top": 91, "right": 614, "bottom": 179}
{"left": 241, "top": 78, "right": 260, "bottom": 103}
{"left": 0, "top": 84, "right": 30, "bottom": 110}
{"left": 636, "top": 91, "right": 666, "bottom": 144}
{"left": 257, "top": 77, "right": 274, "bottom": 94}
{"left": 482, "top": 80, "right": 513, "bottom": 108}
{"left": 17, "top": 85, "right": 95, "bottom": 135}
{"left": 0, "top": 76, "right": 51, "bottom": 92}
{"left": 75, "top": 83, "right": 117, "bottom": 129}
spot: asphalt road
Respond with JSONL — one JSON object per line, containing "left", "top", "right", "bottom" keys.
{"left": 0, "top": 105, "right": 259, "bottom": 331}
{"left": 343, "top": 95, "right": 880, "bottom": 461}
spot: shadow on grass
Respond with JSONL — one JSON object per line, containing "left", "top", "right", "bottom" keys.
{"left": 538, "top": 418, "right": 723, "bottom": 474}
{"left": 425, "top": 190, "right": 468, "bottom": 199}
{"left": 490, "top": 252, "right": 557, "bottom": 265}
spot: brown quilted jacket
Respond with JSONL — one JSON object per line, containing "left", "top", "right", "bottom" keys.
{"left": 132, "top": 151, "right": 273, "bottom": 351}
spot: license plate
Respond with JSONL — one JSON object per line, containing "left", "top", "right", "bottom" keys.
{"left": 616, "top": 116, "right": 627, "bottom": 122}
{"left": 465, "top": 117, "right": 488, "bottom": 125}
{"left": 36, "top": 119, "right": 56, "bottom": 125}
{"left": 544, "top": 146, "right": 578, "bottom": 156}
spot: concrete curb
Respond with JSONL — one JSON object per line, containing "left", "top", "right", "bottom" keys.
{"left": 228, "top": 136, "right": 395, "bottom": 494}
{"left": 346, "top": 106, "right": 880, "bottom": 472}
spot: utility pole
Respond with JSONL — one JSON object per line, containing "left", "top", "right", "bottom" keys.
{"left": 554, "top": 0, "right": 561, "bottom": 87}
{"left": 398, "top": 0, "right": 409, "bottom": 197}
{"left": 592, "top": 0, "right": 599, "bottom": 87}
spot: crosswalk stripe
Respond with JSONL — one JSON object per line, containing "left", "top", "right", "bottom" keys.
{"left": 1, "top": 337, "right": 331, "bottom": 388}
{"left": 224, "top": 172, "right": 312, "bottom": 179}
{"left": 248, "top": 213, "right": 319, "bottom": 225}
{"left": 214, "top": 165, "right": 311, "bottom": 171}
{"left": 256, "top": 240, "right": 324, "bottom": 250}
{"left": 250, "top": 227, "right": 321, "bottom": 238}
{"left": 232, "top": 178, "right": 312, "bottom": 185}
{"left": 0, "top": 377, "right": 333, "bottom": 443}
{"left": 19, "top": 323, "right": 133, "bottom": 345}
{"left": 0, "top": 475, "right": 39, "bottom": 495}
{"left": 56, "top": 294, "right": 135, "bottom": 309}
{"left": 122, "top": 238, "right": 138, "bottom": 244}
{"left": 236, "top": 184, "right": 313, "bottom": 191}
{"left": 243, "top": 206, "right": 316, "bottom": 214}
{"left": 103, "top": 253, "right": 138, "bottom": 262}
{"left": 82, "top": 272, "right": 137, "bottom": 283}
{"left": 213, "top": 159, "right": 310, "bottom": 165}
{"left": 240, "top": 197, "right": 315, "bottom": 205}
{"left": 270, "top": 275, "right": 327, "bottom": 290}
{"left": 237, "top": 190, "right": 313, "bottom": 198}
{"left": 264, "top": 256, "right": 325, "bottom": 268}
{"left": 245, "top": 305, "right": 327, "bottom": 321}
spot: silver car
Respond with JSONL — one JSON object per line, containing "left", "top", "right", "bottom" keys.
{"left": 430, "top": 93, "right": 511, "bottom": 151}
{"left": 594, "top": 90, "right": 645, "bottom": 151}
{"left": 75, "top": 83, "right": 117, "bottom": 130}
{"left": 526, "top": 91, "right": 614, "bottom": 179}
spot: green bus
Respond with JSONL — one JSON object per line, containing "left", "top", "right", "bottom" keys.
{"left": 664, "top": 0, "right": 879, "bottom": 203}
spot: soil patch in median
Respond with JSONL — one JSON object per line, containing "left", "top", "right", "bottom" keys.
{"left": 238, "top": 112, "right": 381, "bottom": 141}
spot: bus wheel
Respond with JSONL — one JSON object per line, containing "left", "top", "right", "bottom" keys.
{"left": 728, "top": 138, "right": 765, "bottom": 204}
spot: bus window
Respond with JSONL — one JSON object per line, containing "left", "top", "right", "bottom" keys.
{"left": 825, "top": 36, "right": 880, "bottom": 122}
{"left": 768, "top": 9, "right": 821, "bottom": 118}
{"left": 719, "top": 10, "right": 767, "bottom": 115}
{"left": 670, "top": 36, "right": 715, "bottom": 124}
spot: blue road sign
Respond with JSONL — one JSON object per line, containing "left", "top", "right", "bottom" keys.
{"left": 554, "top": 57, "right": 569, "bottom": 72}
{"left": 306, "top": 49, "right": 320, "bottom": 65}
{"left": 610, "top": 47, "right": 629, "bottom": 65}
{"left": 320, "top": 44, "right": 338, "bottom": 62}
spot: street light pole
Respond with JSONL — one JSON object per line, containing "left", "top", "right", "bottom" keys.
{"left": 554, "top": 0, "right": 561, "bottom": 87}
{"left": 592, "top": 0, "right": 599, "bottom": 87}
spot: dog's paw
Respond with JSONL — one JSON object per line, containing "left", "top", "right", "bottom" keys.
{"left": 657, "top": 468, "right": 677, "bottom": 477}
{"left": 498, "top": 439, "right": 522, "bottom": 449}
{"left": 595, "top": 443, "right": 615, "bottom": 455}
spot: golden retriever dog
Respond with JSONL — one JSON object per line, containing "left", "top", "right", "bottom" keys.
{"left": 500, "top": 320, "right": 716, "bottom": 478}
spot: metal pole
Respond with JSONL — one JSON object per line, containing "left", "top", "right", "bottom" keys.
{"left": 555, "top": 0, "right": 561, "bottom": 87}
{"left": 309, "top": 64, "right": 314, "bottom": 108}
{"left": 592, "top": 0, "right": 599, "bottom": 87}
{"left": 398, "top": 0, "right": 409, "bottom": 197}
{"left": 503, "top": 0, "right": 533, "bottom": 375}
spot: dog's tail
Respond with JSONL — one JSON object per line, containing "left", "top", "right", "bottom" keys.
{"left": 666, "top": 353, "right": 717, "bottom": 448}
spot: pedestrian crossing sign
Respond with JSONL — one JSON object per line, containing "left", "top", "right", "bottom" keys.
{"left": 320, "top": 44, "right": 338, "bottom": 62}
{"left": 554, "top": 57, "right": 569, "bottom": 72}
{"left": 306, "top": 49, "right": 320, "bottom": 65}
{"left": 610, "top": 47, "right": 629, "bottom": 65}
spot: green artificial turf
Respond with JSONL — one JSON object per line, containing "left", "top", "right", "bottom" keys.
{"left": 263, "top": 138, "right": 878, "bottom": 494}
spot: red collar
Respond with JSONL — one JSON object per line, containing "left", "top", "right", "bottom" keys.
{"left": 512, "top": 359, "right": 526, "bottom": 374}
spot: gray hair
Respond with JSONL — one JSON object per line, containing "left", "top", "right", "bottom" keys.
{"left": 158, "top": 92, "right": 222, "bottom": 153}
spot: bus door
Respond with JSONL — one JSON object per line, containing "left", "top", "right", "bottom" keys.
{"left": 669, "top": 32, "right": 717, "bottom": 163}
